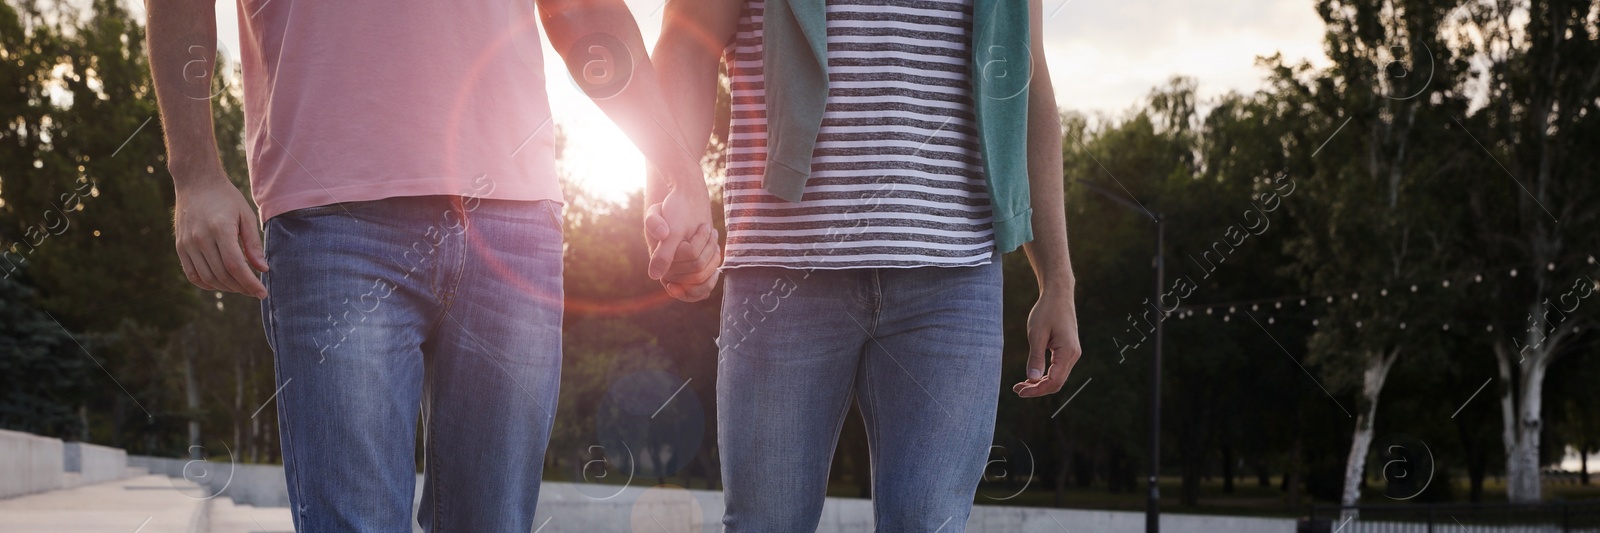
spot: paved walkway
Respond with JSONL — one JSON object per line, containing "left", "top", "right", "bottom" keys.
{"left": 0, "top": 473, "right": 201, "bottom": 533}
{"left": 209, "top": 497, "right": 294, "bottom": 533}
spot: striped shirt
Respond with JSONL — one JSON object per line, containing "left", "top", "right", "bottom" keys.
{"left": 721, "top": 0, "right": 996, "bottom": 270}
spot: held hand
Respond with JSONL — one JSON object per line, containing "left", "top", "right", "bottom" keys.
{"left": 174, "top": 178, "right": 268, "bottom": 298}
{"left": 644, "top": 204, "right": 722, "bottom": 302}
{"left": 1013, "top": 285, "right": 1082, "bottom": 398}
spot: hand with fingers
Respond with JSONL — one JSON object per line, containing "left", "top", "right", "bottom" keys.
{"left": 1013, "top": 285, "right": 1082, "bottom": 398}
{"left": 643, "top": 193, "right": 722, "bottom": 302}
{"left": 174, "top": 178, "right": 269, "bottom": 298}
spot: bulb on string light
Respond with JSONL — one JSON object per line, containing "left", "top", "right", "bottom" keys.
{"left": 1352, "top": 292, "right": 1359, "bottom": 300}
{"left": 1548, "top": 262, "right": 1555, "bottom": 271}
{"left": 1206, "top": 308, "right": 1213, "bottom": 315}
{"left": 1411, "top": 285, "right": 1418, "bottom": 292}
{"left": 1275, "top": 302, "right": 1282, "bottom": 309}
{"left": 1312, "top": 319, "right": 1320, "bottom": 327}
{"left": 1588, "top": 256, "right": 1595, "bottom": 265}
{"left": 1381, "top": 289, "right": 1389, "bottom": 297}
{"left": 1326, "top": 296, "right": 1334, "bottom": 303}
{"left": 1300, "top": 299, "right": 1307, "bottom": 306}
{"left": 1223, "top": 315, "right": 1231, "bottom": 322}
{"left": 1442, "top": 324, "right": 1450, "bottom": 331}
{"left": 1487, "top": 325, "right": 1494, "bottom": 332}
{"left": 1510, "top": 269, "right": 1518, "bottom": 277}
{"left": 1251, "top": 304, "right": 1259, "bottom": 311}
{"left": 1268, "top": 317, "right": 1275, "bottom": 324}
{"left": 1442, "top": 280, "right": 1451, "bottom": 288}
{"left": 1399, "top": 322, "right": 1407, "bottom": 330}
{"left": 1475, "top": 274, "right": 1483, "bottom": 283}
{"left": 1229, "top": 306, "right": 1236, "bottom": 314}
{"left": 1355, "top": 321, "right": 1363, "bottom": 328}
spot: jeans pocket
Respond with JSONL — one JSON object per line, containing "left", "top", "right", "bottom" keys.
{"left": 541, "top": 200, "right": 565, "bottom": 231}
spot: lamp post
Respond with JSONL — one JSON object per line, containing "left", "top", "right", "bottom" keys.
{"left": 1076, "top": 179, "right": 1164, "bottom": 533}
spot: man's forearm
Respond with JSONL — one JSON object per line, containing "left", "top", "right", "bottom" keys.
{"left": 645, "top": 16, "right": 729, "bottom": 204}
{"left": 540, "top": 0, "right": 707, "bottom": 195}
{"left": 146, "top": 0, "right": 225, "bottom": 191}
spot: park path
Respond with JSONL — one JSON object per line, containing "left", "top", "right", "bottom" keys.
{"left": 0, "top": 470, "right": 295, "bottom": 533}
{"left": 0, "top": 473, "right": 200, "bottom": 533}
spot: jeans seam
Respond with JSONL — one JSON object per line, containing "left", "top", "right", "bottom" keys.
{"left": 263, "top": 279, "right": 307, "bottom": 530}
{"left": 424, "top": 209, "right": 470, "bottom": 340}
{"left": 862, "top": 351, "right": 886, "bottom": 531}
{"left": 430, "top": 411, "right": 443, "bottom": 533}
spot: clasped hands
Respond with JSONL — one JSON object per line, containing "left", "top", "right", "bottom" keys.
{"left": 643, "top": 178, "right": 722, "bottom": 302}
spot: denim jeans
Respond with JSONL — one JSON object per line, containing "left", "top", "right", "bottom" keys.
{"left": 260, "top": 195, "right": 563, "bottom": 532}
{"left": 716, "top": 261, "right": 1004, "bottom": 533}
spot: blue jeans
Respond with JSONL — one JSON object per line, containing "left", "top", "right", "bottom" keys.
{"left": 260, "top": 195, "right": 563, "bottom": 532}
{"left": 716, "top": 261, "right": 1004, "bottom": 533}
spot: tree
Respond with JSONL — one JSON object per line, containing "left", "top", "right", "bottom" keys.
{"left": 1453, "top": 0, "right": 1600, "bottom": 503}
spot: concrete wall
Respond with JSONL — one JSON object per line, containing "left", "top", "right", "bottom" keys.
{"left": 0, "top": 428, "right": 65, "bottom": 499}
{"left": 62, "top": 441, "right": 128, "bottom": 487}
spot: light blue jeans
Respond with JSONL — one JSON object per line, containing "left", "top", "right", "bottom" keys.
{"left": 260, "top": 195, "right": 563, "bottom": 532}
{"left": 716, "top": 261, "right": 1004, "bottom": 533}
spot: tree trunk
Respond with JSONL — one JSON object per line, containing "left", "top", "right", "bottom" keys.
{"left": 1052, "top": 416, "right": 1069, "bottom": 506}
{"left": 182, "top": 322, "right": 202, "bottom": 459}
{"left": 1581, "top": 446, "right": 1589, "bottom": 486}
{"left": 1286, "top": 436, "right": 1302, "bottom": 508}
{"left": 1341, "top": 348, "right": 1400, "bottom": 519}
{"left": 1496, "top": 334, "right": 1558, "bottom": 503}
{"left": 1222, "top": 445, "right": 1235, "bottom": 494}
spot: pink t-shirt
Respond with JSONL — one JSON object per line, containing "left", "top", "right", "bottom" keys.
{"left": 236, "top": 0, "right": 561, "bottom": 221}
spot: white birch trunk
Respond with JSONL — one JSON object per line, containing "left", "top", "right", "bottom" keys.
{"left": 1341, "top": 348, "right": 1400, "bottom": 521}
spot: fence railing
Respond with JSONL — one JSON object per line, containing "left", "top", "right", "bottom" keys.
{"left": 1302, "top": 500, "right": 1600, "bottom": 533}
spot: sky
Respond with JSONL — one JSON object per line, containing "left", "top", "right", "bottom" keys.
{"left": 203, "top": 0, "right": 1333, "bottom": 202}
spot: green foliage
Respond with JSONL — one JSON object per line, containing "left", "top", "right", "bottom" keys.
{"left": 0, "top": 270, "right": 89, "bottom": 437}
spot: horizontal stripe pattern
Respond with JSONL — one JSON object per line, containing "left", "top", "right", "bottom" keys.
{"left": 721, "top": 0, "right": 995, "bottom": 270}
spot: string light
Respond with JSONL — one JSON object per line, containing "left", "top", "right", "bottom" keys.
{"left": 1511, "top": 269, "right": 1518, "bottom": 277}
{"left": 1411, "top": 285, "right": 1418, "bottom": 292}
{"left": 1381, "top": 289, "right": 1389, "bottom": 297}
{"left": 1475, "top": 274, "right": 1483, "bottom": 283}
{"left": 1442, "top": 324, "right": 1450, "bottom": 331}
{"left": 1442, "top": 280, "right": 1451, "bottom": 288}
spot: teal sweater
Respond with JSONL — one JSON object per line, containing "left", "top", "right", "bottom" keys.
{"left": 758, "top": 0, "right": 1035, "bottom": 252}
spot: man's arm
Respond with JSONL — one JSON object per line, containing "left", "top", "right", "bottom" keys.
{"left": 148, "top": 0, "right": 268, "bottom": 298}
{"left": 1012, "top": 0, "right": 1082, "bottom": 398}
{"left": 643, "top": 0, "right": 744, "bottom": 301}
{"left": 535, "top": 0, "right": 717, "bottom": 285}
